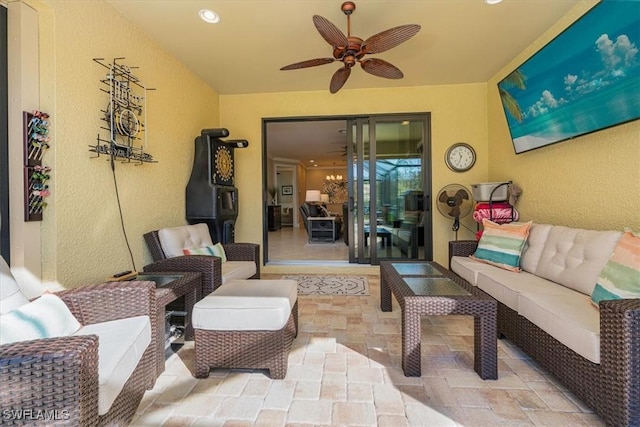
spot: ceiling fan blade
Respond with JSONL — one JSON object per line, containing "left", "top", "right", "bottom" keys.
{"left": 360, "top": 58, "right": 403, "bottom": 79}
{"left": 313, "top": 15, "right": 348, "bottom": 48}
{"left": 280, "top": 58, "right": 336, "bottom": 70}
{"left": 361, "top": 24, "right": 421, "bottom": 54}
{"left": 330, "top": 67, "right": 351, "bottom": 93}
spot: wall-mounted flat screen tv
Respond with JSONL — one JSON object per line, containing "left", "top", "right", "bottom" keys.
{"left": 498, "top": 0, "right": 640, "bottom": 154}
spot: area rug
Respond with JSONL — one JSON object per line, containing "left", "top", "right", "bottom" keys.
{"left": 283, "top": 275, "right": 369, "bottom": 296}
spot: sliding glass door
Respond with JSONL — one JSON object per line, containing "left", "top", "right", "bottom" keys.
{"left": 347, "top": 114, "right": 432, "bottom": 264}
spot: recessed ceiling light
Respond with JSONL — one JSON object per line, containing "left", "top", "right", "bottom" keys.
{"left": 485, "top": 0, "right": 503, "bottom": 4}
{"left": 199, "top": 9, "right": 220, "bottom": 24}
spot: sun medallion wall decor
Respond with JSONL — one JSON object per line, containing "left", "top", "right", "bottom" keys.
{"left": 89, "top": 57, "right": 156, "bottom": 165}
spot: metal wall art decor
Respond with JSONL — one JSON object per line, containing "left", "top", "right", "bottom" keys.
{"left": 89, "top": 57, "right": 156, "bottom": 164}
{"left": 23, "top": 110, "right": 52, "bottom": 221}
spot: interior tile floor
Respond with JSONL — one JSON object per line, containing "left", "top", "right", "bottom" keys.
{"left": 268, "top": 225, "right": 348, "bottom": 262}
{"left": 267, "top": 225, "right": 423, "bottom": 262}
{"left": 132, "top": 274, "right": 604, "bottom": 426}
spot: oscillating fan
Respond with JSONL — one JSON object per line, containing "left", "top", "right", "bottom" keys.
{"left": 436, "top": 184, "right": 474, "bottom": 239}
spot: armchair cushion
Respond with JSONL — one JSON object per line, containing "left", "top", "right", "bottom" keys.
{"left": 74, "top": 315, "right": 151, "bottom": 415}
{"left": 159, "top": 223, "right": 213, "bottom": 258}
{"left": 221, "top": 261, "right": 257, "bottom": 284}
{"left": 0, "top": 293, "right": 82, "bottom": 345}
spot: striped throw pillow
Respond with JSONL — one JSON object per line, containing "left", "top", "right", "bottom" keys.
{"left": 470, "top": 219, "right": 532, "bottom": 272}
{"left": 183, "top": 243, "right": 227, "bottom": 262}
{"left": 0, "top": 293, "right": 82, "bottom": 345}
{"left": 591, "top": 229, "right": 640, "bottom": 307}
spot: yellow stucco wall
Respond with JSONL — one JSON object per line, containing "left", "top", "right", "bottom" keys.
{"left": 15, "top": 0, "right": 638, "bottom": 287}
{"left": 34, "top": 1, "right": 220, "bottom": 287}
{"left": 220, "top": 84, "right": 489, "bottom": 267}
{"left": 487, "top": 0, "right": 640, "bottom": 231}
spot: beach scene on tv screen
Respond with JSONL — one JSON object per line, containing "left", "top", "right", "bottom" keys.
{"left": 498, "top": 0, "right": 640, "bottom": 154}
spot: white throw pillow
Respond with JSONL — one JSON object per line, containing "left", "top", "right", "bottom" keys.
{"left": 0, "top": 293, "right": 82, "bottom": 345}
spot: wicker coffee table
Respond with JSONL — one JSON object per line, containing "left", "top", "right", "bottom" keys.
{"left": 380, "top": 261, "right": 497, "bottom": 380}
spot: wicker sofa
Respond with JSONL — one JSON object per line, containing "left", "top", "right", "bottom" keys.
{"left": 0, "top": 257, "right": 158, "bottom": 426}
{"left": 449, "top": 223, "right": 639, "bottom": 427}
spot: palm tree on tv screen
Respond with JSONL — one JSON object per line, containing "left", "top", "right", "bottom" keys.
{"left": 499, "top": 69, "right": 527, "bottom": 123}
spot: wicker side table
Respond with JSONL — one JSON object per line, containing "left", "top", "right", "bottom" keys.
{"left": 136, "top": 272, "right": 202, "bottom": 376}
{"left": 380, "top": 261, "right": 498, "bottom": 380}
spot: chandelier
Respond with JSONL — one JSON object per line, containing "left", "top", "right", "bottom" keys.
{"left": 325, "top": 163, "right": 343, "bottom": 181}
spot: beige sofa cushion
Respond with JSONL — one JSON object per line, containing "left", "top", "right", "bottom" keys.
{"left": 476, "top": 269, "right": 572, "bottom": 312}
{"left": 520, "top": 223, "right": 553, "bottom": 273}
{"left": 517, "top": 292, "right": 600, "bottom": 363}
{"left": 74, "top": 315, "right": 151, "bottom": 415}
{"left": 158, "top": 223, "right": 213, "bottom": 258}
{"left": 534, "top": 226, "right": 622, "bottom": 295}
{"left": 450, "top": 255, "right": 498, "bottom": 286}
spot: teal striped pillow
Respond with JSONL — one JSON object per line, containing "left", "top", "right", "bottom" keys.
{"left": 470, "top": 219, "right": 532, "bottom": 272}
{"left": 0, "top": 293, "right": 82, "bottom": 345}
{"left": 591, "top": 229, "right": 640, "bottom": 307}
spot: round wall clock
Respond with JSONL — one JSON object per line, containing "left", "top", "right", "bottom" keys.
{"left": 213, "top": 144, "right": 234, "bottom": 185}
{"left": 445, "top": 143, "right": 476, "bottom": 172}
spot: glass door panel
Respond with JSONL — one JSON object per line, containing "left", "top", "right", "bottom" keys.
{"left": 348, "top": 116, "right": 431, "bottom": 264}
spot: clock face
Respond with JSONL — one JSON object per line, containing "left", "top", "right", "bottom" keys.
{"left": 445, "top": 143, "right": 476, "bottom": 172}
{"left": 213, "top": 145, "right": 234, "bottom": 185}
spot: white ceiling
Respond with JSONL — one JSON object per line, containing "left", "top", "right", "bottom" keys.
{"left": 106, "top": 0, "right": 581, "bottom": 166}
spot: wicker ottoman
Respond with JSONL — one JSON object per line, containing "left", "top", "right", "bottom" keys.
{"left": 192, "top": 279, "right": 298, "bottom": 379}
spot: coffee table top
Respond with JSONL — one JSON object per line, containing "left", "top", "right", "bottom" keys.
{"left": 403, "top": 277, "right": 472, "bottom": 297}
{"left": 390, "top": 262, "right": 443, "bottom": 276}
{"left": 381, "top": 261, "right": 492, "bottom": 302}
{"left": 137, "top": 273, "right": 185, "bottom": 288}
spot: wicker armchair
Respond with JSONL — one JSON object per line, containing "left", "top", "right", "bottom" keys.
{"left": 0, "top": 280, "right": 158, "bottom": 426}
{"left": 143, "top": 228, "right": 260, "bottom": 297}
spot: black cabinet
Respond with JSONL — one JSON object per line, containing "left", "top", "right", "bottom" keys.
{"left": 268, "top": 205, "right": 281, "bottom": 231}
{"left": 308, "top": 217, "right": 336, "bottom": 243}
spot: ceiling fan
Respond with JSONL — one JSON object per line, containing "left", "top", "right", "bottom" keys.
{"left": 280, "top": 1, "right": 421, "bottom": 94}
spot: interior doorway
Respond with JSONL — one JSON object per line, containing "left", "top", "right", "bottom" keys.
{"left": 262, "top": 113, "right": 432, "bottom": 266}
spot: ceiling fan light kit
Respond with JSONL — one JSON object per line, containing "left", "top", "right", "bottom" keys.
{"left": 280, "top": 1, "right": 421, "bottom": 93}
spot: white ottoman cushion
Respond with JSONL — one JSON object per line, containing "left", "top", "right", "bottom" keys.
{"left": 73, "top": 315, "right": 151, "bottom": 415}
{"left": 193, "top": 280, "right": 297, "bottom": 331}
